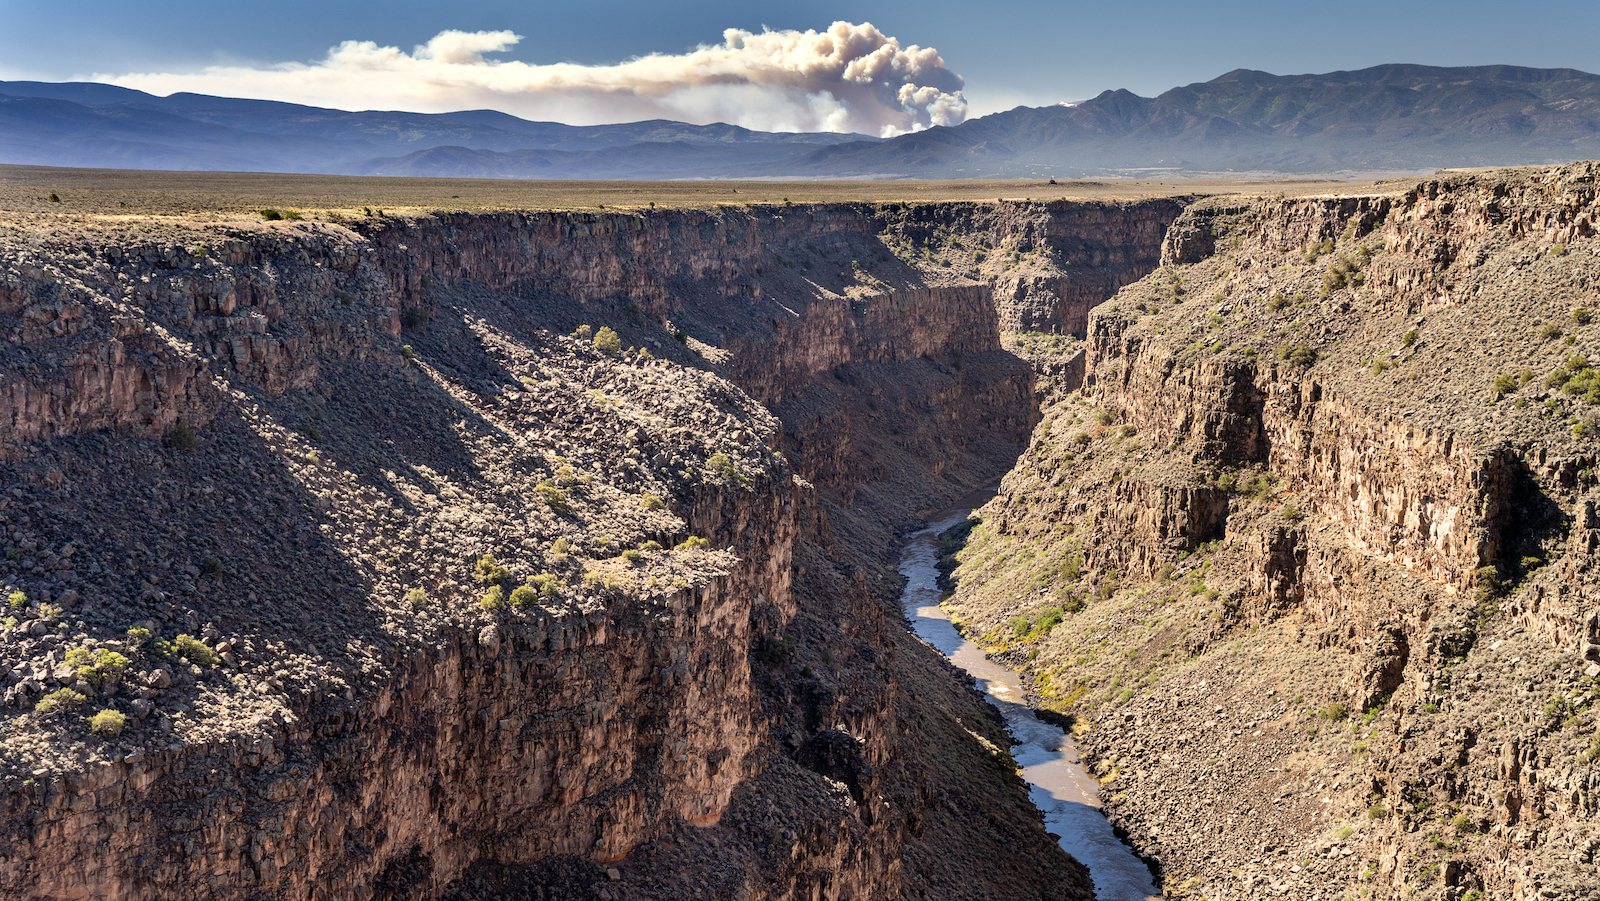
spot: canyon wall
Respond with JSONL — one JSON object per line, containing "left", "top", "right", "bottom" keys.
{"left": 947, "top": 162, "right": 1600, "bottom": 901}
{"left": 0, "top": 196, "right": 1179, "bottom": 899}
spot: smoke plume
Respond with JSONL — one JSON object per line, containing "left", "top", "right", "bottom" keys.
{"left": 101, "top": 22, "right": 967, "bottom": 137}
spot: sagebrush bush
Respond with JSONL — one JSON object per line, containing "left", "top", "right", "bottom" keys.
{"left": 65, "top": 648, "right": 130, "bottom": 688}
{"left": 593, "top": 327, "right": 622, "bottom": 355}
{"left": 480, "top": 586, "right": 506, "bottom": 610}
{"left": 35, "top": 688, "right": 86, "bottom": 716}
{"left": 474, "top": 555, "right": 513, "bottom": 586}
{"left": 90, "top": 709, "right": 127, "bottom": 738}
{"left": 171, "top": 634, "right": 218, "bottom": 667}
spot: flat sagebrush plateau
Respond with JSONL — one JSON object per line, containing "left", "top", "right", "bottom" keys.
{"left": 0, "top": 163, "right": 1414, "bottom": 217}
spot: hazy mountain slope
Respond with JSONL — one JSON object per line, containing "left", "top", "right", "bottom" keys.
{"left": 0, "top": 80, "right": 873, "bottom": 174}
{"left": 3, "top": 64, "right": 1599, "bottom": 179}
{"left": 775, "top": 64, "right": 1600, "bottom": 177}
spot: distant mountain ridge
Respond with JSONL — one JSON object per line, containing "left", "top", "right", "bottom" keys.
{"left": 0, "top": 80, "right": 872, "bottom": 176}
{"left": 3, "top": 64, "right": 1599, "bottom": 179}
{"left": 778, "top": 64, "right": 1600, "bottom": 177}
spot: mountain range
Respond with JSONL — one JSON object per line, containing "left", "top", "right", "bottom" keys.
{"left": 3, "top": 64, "right": 1599, "bottom": 179}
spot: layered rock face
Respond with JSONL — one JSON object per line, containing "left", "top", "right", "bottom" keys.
{"left": 0, "top": 196, "right": 1177, "bottom": 899}
{"left": 946, "top": 163, "right": 1600, "bottom": 901}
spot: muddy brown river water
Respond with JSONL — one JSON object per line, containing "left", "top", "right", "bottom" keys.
{"left": 899, "top": 507, "right": 1164, "bottom": 901}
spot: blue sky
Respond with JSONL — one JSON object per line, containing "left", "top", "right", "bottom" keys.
{"left": 3, "top": 0, "right": 1598, "bottom": 126}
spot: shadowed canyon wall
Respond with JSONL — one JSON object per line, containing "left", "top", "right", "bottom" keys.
{"left": 0, "top": 197, "right": 1181, "bottom": 899}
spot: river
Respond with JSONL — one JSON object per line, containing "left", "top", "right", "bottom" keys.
{"left": 898, "top": 506, "right": 1163, "bottom": 901}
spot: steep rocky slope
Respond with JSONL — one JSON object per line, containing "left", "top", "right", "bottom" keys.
{"left": 945, "top": 162, "right": 1600, "bottom": 901}
{"left": 0, "top": 195, "right": 1179, "bottom": 898}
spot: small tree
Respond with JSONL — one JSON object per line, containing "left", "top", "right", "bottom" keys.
{"left": 593, "top": 327, "right": 622, "bottom": 355}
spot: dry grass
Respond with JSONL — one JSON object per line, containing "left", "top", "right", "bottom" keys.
{"left": 0, "top": 163, "right": 1419, "bottom": 218}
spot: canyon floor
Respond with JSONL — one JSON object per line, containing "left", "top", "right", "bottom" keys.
{"left": 3, "top": 161, "right": 1595, "bottom": 901}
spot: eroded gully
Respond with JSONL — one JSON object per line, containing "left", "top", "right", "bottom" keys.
{"left": 899, "top": 506, "right": 1164, "bottom": 901}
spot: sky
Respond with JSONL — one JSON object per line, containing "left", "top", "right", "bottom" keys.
{"left": 2, "top": 0, "right": 1599, "bottom": 133}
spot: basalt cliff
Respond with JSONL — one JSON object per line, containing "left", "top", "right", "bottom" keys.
{"left": 0, "top": 193, "right": 1179, "bottom": 900}
{"left": 945, "top": 162, "right": 1600, "bottom": 901}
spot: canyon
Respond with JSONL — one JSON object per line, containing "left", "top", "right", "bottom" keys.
{"left": 2, "top": 162, "right": 1597, "bottom": 901}
{"left": 0, "top": 183, "right": 1172, "bottom": 900}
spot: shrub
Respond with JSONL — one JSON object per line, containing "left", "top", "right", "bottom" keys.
{"left": 400, "top": 344, "right": 416, "bottom": 361}
{"left": 593, "top": 327, "right": 622, "bottom": 355}
{"left": 675, "top": 536, "right": 711, "bottom": 551}
{"left": 48, "top": 193, "right": 60, "bottom": 203}
{"left": 548, "top": 537, "right": 571, "bottom": 564}
{"left": 1542, "top": 323, "right": 1564, "bottom": 341}
{"left": 640, "top": 493, "right": 666, "bottom": 511}
{"left": 1492, "top": 374, "right": 1518, "bottom": 397}
{"left": 1267, "top": 291, "right": 1290, "bottom": 312}
{"left": 1474, "top": 565, "right": 1505, "bottom": 603}
{"left": 167, "top": 421, "right": 199, "bottom": 451}
{"left": 1281, "top": 503, "right": 1303, "bottom": 521}
{"left": 65, "top": 648, "right": 130, "bottom": 688}
{"left": 1367, "top": 802, "right": 1386, "bottom": 821}
{"left": 171, "top": 634, "right": 218, "bottom": 667}
{"left": 125, "top": 625, "right": 151, "bottom": 647}
{"left": 536, "top": 482, "right": 569, "bottom": 512}
{"left": 36, "top": 689, "right": 86, "bottom": 715}
{"left": 201, "top": 555, "right": 224, "bottom": 578}
{"left": 474, "top": 555, "right": 513, "bottom": 586}
{"left": 1403, "top": 329, "right": 1419, "bottom": 347}
{"left": 1278, "top": 342, "right": 1317, "bottom": 368}
{"left": 705, "top": 453, "right": 744, "bottom": 484}
{"left": 401, "top": 307, "right": 430, "bottom": 330}
{"left": 405, "top": 588, "right": 428, "bottom": 608}
{"left": 1575, "top": 308, "right": 1594, "bottom": 325}
{"left": 7, "top": 590, "right": 25, "bottom": 609}
{"left": 621, "top": 549, "right": 644, "bottom": 564}
{"left": 259, "top": 209, "right": 283, "bottom": 220}
{"left": 480, "top": 585, "right": 506, "bottom": 610}
{"left": 90, "top": 709, "right": 127, "bottom": 738}
{"left": 1318, "top": 701, "right": 1348, "bottom": 721}
{"left": 529, "top": 573, "right": 562, "bottom": 598}
{"left": 508, "top": 585, "right": 538, "bottom": 607}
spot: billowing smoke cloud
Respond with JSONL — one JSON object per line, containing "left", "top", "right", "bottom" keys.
{"left": 100, "top": 22, "right": 967, "bottom": 137}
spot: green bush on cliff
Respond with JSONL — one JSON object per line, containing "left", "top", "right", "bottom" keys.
{"left": 34, "top": 688, "right": 86, "bottom": 716}
{"left": 65, "top": 648, "right": 130, "bottom": 688}
{"left": 474, "top": 555, "right": 514, "bottom": 587}
{"left": 593, "top": 327, "right": 622, "bottom": 355}
{"left": 89, "top": 709, "right": 127, "bottom": 738}
{"left": 171, "top": 634, "right": 218, "bottom": 667}
{"left": 537, "top": 481, "right": 569, "bottom": 512}
{"left": 1278, "top": 342, "right": 1318, "bottom": 368}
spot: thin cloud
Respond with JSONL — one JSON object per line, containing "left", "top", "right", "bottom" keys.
{"left": 99, "top": 23, "right": 967, "bottom": 137}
